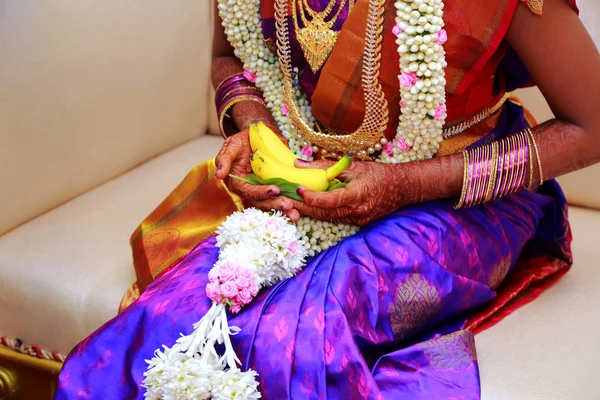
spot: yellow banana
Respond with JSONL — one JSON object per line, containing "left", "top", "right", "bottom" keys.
{"left": 249, "top": 121, "right": 297, "bottom": 167}
{"left": 251, "top": 149, "right": 351, "bottom": 192}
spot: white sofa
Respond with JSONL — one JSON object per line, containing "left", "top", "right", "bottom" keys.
{"left": 0, "top": 2, "right": 599, "bottom": 399}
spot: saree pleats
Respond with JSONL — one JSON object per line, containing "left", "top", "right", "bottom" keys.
{"left": 55, "top": 102, "right": 571, "bottom": 399}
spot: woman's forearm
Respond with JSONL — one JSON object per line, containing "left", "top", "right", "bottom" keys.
{"left": 211, "top": 0, "right": 274, "bottom": 134}
{"left": 533, "top": 119, "right": 600, "bottom": 181}
{"left": 409, "top": 118, "right": 600, "bottom": 206}
{"left": 400, "top": 149, "right": 463, "bottom": 205}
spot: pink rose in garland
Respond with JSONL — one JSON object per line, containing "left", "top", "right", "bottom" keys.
{"left": 243, "top": 70, "right": 257, "bottom": 83}
{"left": 399, "top": 72, "right": 418, "bottom": 87}
{"left": 206, "top": 262, "right": 259, "bottom": 314}
{"left": 436, "top": 29, "right": 448, "bottom": 45}
{"left": 396, "top": 137, "right": 411, "bottom": 151}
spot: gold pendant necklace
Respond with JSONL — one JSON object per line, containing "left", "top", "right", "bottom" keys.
{"left": 294, "top": 0, "right": 350, "bottom": 73}
{"left": 276, "top": 0, "right": 389, "bottom": 159}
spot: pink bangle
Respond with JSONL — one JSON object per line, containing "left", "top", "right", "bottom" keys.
{"left": 457, "top": 129, "right": 533, "bottom": 208}
{"left": 215, "top": 74, "right": 265, "bottom": 138}
{"left": 215, "top": 74, "right": 246, "bottom": 96}
{"left": 492, "top": 138, "right": 505, "bottom": 200}
{"left": 465, "top": 146, "right": 481, "bottom": 207}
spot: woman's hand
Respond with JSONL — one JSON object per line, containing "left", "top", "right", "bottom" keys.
{"left": 215, "top": 126, "right": 302, "bottom": 220}
{"left": 289, "top": 160, "right": 419, "bottom": 225}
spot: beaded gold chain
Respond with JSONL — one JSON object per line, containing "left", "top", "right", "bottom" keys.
{"left": 275, "top": 0, "right": 390, "bottom": 159}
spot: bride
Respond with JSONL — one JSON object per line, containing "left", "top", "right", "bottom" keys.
{"left": 55, "top": 0, "right": 600, "bottom": 398}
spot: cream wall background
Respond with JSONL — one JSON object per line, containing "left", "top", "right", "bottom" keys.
{"left": 0, "top": 1, "right": 213, "bottom": 234}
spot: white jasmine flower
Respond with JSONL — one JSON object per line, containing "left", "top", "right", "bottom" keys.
{"left": 211, "top": 368, "right": 261, "bottom": 400}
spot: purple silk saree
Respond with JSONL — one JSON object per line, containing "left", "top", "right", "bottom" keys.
{"left": 54, "top": 101, "right": 571, "bottom": 399}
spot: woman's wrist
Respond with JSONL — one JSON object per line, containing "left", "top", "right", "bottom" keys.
{"left": 398, "top": 153, "right": 464, "bottom": 205}
{"left": 231, "top": 101, "right": 276, "bottom": 133}
{"left": 213, "top": 58, "right": 272, "bottom": 138}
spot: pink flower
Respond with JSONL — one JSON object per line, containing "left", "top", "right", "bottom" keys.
{"left": 235, "top": 276, "right": 251, "bottom": 289}
{"left": 230, "top": 304, "right": 242, "bottom": 314}
{"left": 281, "top": 103, "right": 289, "bottom": 115}
{"left": 205, "top": 281, "right": 221, "bottom": 302}
{"left": 218, "top": 263, "right": 236, "bottom": 283}
{"left": 239, "top": 268, "right": 254, "bottom": 281}
{"left": 436, "top": 29, "right": 448, "bottom": 45}
{"left": 220, "top": 281, "right": 238, "bottom": 299}
{"left": 392, "top": 25, "right": 403, "bottom": 36}
{"left": 399, "top": 72, "right": 418, "bottom": 87}
{"left": 396, "top": 137, "right": 411, "bottom": 151}
{"left": 249, "top": 282, "right": 259, "bottom": 297}
{"left": 237, "top": 289, "right": 254, "bottom": 304}
{"left": 300, "top": 146, "right": 313, "bottom": 158}
{"left": 383, "top": 142, "right": 394, "bottom": 157}
{"left": 434, "top": 104, "right": 446, "bottom": 121}
{"left": 265, "top": 219, "right": 281, "bottom": 233}
{"left": 243, "top": 70, "right": 257, "bottom": 83}
{"left": 399, "top": 100, "right": 405, "bottom": 108}
{"left": 208, "top": 269, "right": 219, "bottom": 282}
{"left": 288, "top": 241, "right": 298, "bottom": 255}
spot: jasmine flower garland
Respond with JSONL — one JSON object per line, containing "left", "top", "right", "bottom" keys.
{"left": 143, "top": 209, "right": 306, "bottom": 399}
{"left": 217, "top": 0, "right": 447, "bottom": 252}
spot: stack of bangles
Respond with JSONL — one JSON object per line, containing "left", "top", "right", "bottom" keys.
{"left": 216, "top": 73, "right": 266, "bottom": 139}
{"left": 455, "top": 128, "right": 544, "bottom": 208}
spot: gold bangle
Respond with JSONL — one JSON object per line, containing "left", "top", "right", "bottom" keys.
{"left": 526, "top": 128, "right": 544, "bottom": 186}
{"left": 454, "top": 150, "right": 470, "bottom": 209}
{"left": 218, "top": 96, "right": 266, "bottom": 139}
{"left": 485, "top": 141, "right": 500, "bottom": 202}
{"left": 525, "top": 129, "right": 535, "bottom": 190}
{"left": 494, "top": 138, "right": 505, "bottom": 201}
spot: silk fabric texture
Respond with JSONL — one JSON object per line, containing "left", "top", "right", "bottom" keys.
{"left": 56, "top": 0, "right": 576, "bottom": 398}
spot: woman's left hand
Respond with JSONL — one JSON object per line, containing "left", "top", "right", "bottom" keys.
{"left": 289, "top": 159, "right": 420, "bottom": 226}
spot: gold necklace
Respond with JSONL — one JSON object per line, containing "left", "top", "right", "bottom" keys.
{"left": 276, "top": 0, "right": 389, "bottom": 158}
{"left": 294, "top": 0, "right": 349, "bottom": 72}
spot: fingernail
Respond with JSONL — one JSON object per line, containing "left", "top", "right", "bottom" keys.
{"left": 296, "top": 187, "right": 304, "bottom": 196}
{"left": 217, "top": 164, "right": 223, "bottom": 171}
{"left": 268, "top": 189, "right": 277, "bottom": 197}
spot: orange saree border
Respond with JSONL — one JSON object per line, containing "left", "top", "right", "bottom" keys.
{"left": 129, "top": 159, "right": 244, "bottom": 293}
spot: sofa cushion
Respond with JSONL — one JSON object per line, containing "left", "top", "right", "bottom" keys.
{"left": 0, "top": 136, "right": 224, "bottom": 355}
{"left": 0, "top": 1, "right": 214, "bottom": 235}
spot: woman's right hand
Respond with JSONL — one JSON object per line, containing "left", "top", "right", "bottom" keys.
{"left": 215, "top": 128, "right": 301, "bottom": 220}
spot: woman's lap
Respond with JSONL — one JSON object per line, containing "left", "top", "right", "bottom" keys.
{"left": 55, "top": 185, "right": 559, "bottom": 399}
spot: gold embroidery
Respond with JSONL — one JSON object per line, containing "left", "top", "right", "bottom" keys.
{"left": 522, "top": 0, "right": 544, "bottom": 15}
{"left": 420, "top": 331, "right": 477, "bottom": 371}
{"left": 487, "top": 255, "right": 512, "bottom": 290}
{"left": 389, "top": 273, "right": 441, "bottom": 340}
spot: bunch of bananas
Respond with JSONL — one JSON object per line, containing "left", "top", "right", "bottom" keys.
{"left": 249, "top": 122, "right": 351, "bottom": 192}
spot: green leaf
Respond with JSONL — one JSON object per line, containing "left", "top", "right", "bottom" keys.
{"left": 230, "top": 174, "right": 304, "bottom": 201}
{"left": 327, "top": 179, "right": 348, "bottom": 191}
{"left": 229, "top": 174, "right": 348, "bottom": 202}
